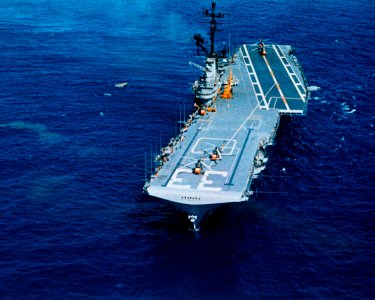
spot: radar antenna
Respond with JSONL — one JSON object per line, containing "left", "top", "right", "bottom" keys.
{"left": 194, "top": 2, "right": 225, "bottom": 57}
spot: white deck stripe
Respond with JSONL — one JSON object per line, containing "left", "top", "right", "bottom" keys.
{"left": 241, "top": 46, "right": 268, "bottom": 109}
{"left": 273, "top": 45, "right": 306, "bottom": 102}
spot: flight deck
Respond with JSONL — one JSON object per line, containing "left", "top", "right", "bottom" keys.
{"left": 145, "top": 44, "right": 308, "bottom": 206}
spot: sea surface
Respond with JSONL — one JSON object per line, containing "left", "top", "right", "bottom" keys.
{"left": 0, "top": 0, "right": 374, "bottom": 299}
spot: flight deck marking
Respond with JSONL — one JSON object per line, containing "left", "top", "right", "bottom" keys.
{"left": 197, "top": 171, "right": 228, "bottom": 191}
{"left": 222, "top": 104, "right": 258, "bottom": 152}
{"left": 163, "top": 130, "right": 200, "bottom": 187}
{"left": 166, "top": 168, "right": 193, "bottom": 189}
{"left": 269, "top": 97, "right": 303, "bottom": 112}
{"left": 241, "top": 45, "right": 268, "bottom": 109}
{"left": 167, "top": 168, "right": 228, "bottom": 191}
{"left": 191, "top": 137, "right": 237, "bottom": 156}
{"left": 264, "top": 83, "right": 276, "bottom": 98}
{"left": 273, "top": 45, "right": 306, "bottom": 102}
{"left": 236, "top": 49, "right": 260, "bottom": 109}
{"left": 198, "top": 119, "right": 212, "bottom": 131}
{"left": 179, "top": 158, "right": 201, "bottom": 169}
{"left": 248, "top": 120, "right": 260, "bottom": 130}
{"left": 226, "top": 129, "right": 252, "bottom": 186}
{"left": 262, "top": 54, "right": 291, "bottom": 111}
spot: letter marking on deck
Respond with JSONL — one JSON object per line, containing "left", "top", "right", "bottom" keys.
{"left": 197, "top": 171, "right": 228, "bottom": 191}
{"left": 167, "top": 168, "right": 192, "bottom": 189}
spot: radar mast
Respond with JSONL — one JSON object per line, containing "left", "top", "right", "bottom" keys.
{"left": 194, "top": 2, "right": 225, "bottom": 57}
{"left": 205, "top": 2, "right": 224, "bottom": 56}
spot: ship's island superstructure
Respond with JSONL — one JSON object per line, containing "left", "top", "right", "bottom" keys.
{"left": 143, "top": 2, "right": 310, "bottom": 230}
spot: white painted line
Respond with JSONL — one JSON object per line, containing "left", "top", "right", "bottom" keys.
{"left": 273, "top": 45, "right": 306, "bottom": 102}
{"left": 262, "top": 55, "right": 291, "bottom": 111}
{"left": 225, "top": 104, "right": 258, "bottom": 148}
{"left": 241, "top": 45, "right": 268, "bottom": 109}
{"left": 264, "top": 83, "right": 276, "bottom": 98}
{"left": 191, "top": 137, "right": 237, "bottom": 155}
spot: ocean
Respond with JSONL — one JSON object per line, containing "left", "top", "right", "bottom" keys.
{"left": 0, "top": 0, "right": 373, "bottom": 298}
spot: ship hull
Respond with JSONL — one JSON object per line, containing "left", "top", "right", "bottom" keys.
{"left": 145, "top": 185, "right": 248, "bottom": 230}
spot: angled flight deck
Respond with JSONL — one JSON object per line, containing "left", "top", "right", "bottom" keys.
{"left": 241, "top": 44, "right": 308, "bottom": 114}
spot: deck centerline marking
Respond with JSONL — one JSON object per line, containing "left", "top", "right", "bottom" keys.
{"left": 262, "top": 55, "right": 291, "bottom": 111}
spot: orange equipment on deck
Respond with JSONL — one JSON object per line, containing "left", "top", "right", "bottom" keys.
{"left": 259, "top": 39, "right": 267, "bottom": 56}
{"left": 221, "top": 70, "right": 233, "bottom": 99}
{"left": 193, "top": 167, "right": 201, "bottom": 175}
{"left": 210, "top": 154, "right": 218, "bottom": 161}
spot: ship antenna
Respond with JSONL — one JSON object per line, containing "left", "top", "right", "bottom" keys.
{"left": 144, "top": 150, "right": 147, "bottom": 181}
{"left": 204, "top": 2, "right": 225, "bottom": 56}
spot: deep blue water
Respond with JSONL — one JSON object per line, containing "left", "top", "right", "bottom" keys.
{"left": 0, "top": 0, "right": 374, "bottom": 298}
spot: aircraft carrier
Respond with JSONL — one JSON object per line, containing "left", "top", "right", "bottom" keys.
{"left": 143, "top": 2, "right": 310, "bottom": 230}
